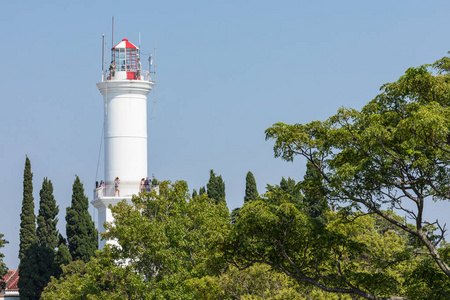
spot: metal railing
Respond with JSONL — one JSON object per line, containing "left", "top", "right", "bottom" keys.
{"left": 93, "top": 181, "right": 159, "bottom": 200}
{"left": 101, "top": 70, "right": 153, "bottom": 82}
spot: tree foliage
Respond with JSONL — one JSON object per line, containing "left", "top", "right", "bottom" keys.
{"left": 244, "top": 171, "right": 258, "bottom": 203}
{"left": 0, "top": 234, "right": 8, "bottom": 290}
{"left": 19, "top": 156, "right": 36, "bottom": 262}
{"left": 207, "top": 169, "right": 226, "bottom": 205}
{"left": 104, "top": 180, "right": 230, "bottom": 299}
{"left": 301, "top": 161, "right": 330, "bottom": 224}
{"left": 265, "top": 56, "right": 450, "bottom": 283}
{"left": 55, "top": 243, "right": 72, "bottom": 279}
{"left": 266, "top": 177, "right": 302, "bottom": 205}
{"left": 37, "top": 178, "right": 59, "bottom": 249}
{"left": 226, "top": 188, "right": 417, "bottom": 299}
{"left": 42, "top": 248, "right": 148, "bottom": 300}
{"left": 31, "top": 177, "right": 61, "bottom": 294}
{"left": 18, "top": 156, "right": 40, "bottom": 300}
{"left": 66, "top": 176, "right": 97, "bottom": 262}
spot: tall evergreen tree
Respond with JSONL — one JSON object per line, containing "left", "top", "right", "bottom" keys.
{"left": 66, "top": 176, "right": 97, "bottom": 262}
{"left": 0, "top": 234, "right": 8, "bottom": 290}
{"left": 192, "top": 189, "right": 198, "bottom": 198}
{"left": 19, "top": 243, "right": 40, "bottom": 300}
{"left": 18, "top": 157, "right": 41, "bottom": 299}
{"left": 244, "top": 171, "right": 258, "bottom": 203}
{"left": 199, "top": 186, "right": 206, "bottom": 195}
{"left": 19, "top": 156, "right": 37, "bottom": 261}
{"left": 280, "top": 177, "right": 302, "bottom": 205}
{"left": 301, "top": 161, "right": 329, "bottom": 224}
{"left": 35, "top": 178, "right": 59, "bottom": 293}
{"left": 37, "top": 178, "right": 59, "bottom": 249}
{"left": 206, "top": 170, "right": 226, "bottom": 205}
{"left": 55, "top": 243, "right": 72, "bottom": 278}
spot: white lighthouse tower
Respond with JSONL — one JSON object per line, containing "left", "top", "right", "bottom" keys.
{"left": 92, "top": 38, "right": 154, "bottom": 249}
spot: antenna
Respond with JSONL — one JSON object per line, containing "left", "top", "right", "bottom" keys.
{"left": 104, "top": 35, "right": 107, "bottom": 73}
{"left": 152, "top": 42, "right": 157, "bottom": 118}
{"left": 102, "top": 34, "right": 105, "bottom": 73}
{"left": 111, "top": 16, "right": 114, "bottom": 49}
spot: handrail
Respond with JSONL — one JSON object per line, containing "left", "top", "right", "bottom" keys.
{"left": 93, "top": 182, "right": 158, "bottom": 199}
{"left": 101, "top": 70, "right": 153, "bottom": 82}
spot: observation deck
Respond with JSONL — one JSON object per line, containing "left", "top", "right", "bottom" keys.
{"left": 101, "top": 69, "right": 153, "bottom": 82}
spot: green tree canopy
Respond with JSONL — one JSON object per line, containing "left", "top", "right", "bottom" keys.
{"left": 19, "top": 156, "right": 36, "bottom": 261}
{"left": 244, "top": 171, "right": 258, "bottom": 203}
{"left": 18, "top": 156, "right": 40, "bottom": 300}
{"left": 226, "top": 188, "right": 417, "bottom": 299}
{"left": 265, "top": 55, "right": 450, "bottom": 281}
{"left": 301, "top": 160, "right": 330, "bottom": 224}
{"left": 42, "top": 248, "right": 148, "bottom": 300}
{"left": 37, "top": 177, "right": 59, "bottom": 249}
{"left": 66, "top": 176, "right": 97, "bottom": 262}
{"left": 0, "top": 234, "right": 8, "bottom": 290}
{"left": 103, "top": 180, "right": 230, "bottom": 299}
{"left": 54, "top": 243, "right": 72, "bottom": 279}
{"left": 207, "top": 169, "right": 226, "bottom": 205}
{"left": 199, "top": 186, "right": 206, "bottom": 195}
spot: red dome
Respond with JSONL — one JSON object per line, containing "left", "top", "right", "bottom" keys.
{"left": 112, "top": 38, "right": 138, "bottom": 50}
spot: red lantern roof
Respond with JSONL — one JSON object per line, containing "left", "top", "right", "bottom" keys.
{"left": 112, "top": 38, "right": 138, "bottom": 50}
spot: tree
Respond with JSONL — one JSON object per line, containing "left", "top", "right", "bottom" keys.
{"left": 244, "top": 171, "right": 258, "bottom": 203}
{"left": 41, "top": 248, "right": 149, "bottom": 300}
{"left": 264, "top": 56, "right": 450, "bottom": 294}
{"left": 36, "top": 177, "right": 59, "bottom": 291}
{"left": 226, "top": 189, "right": 417, "bottom": 299}
{"left": 186, "top": 263, "right": 346, "bottom": 300}
{"left": 19, "top": 156, "right": 36, "bottom": 261}
{"left": 207, "top": 169, "right": 226, "bottom": 205}
{"left": 54, "top": 243, "right": 72, "bottom": 279}
{"left": 18, "top": 156, "right": 41, "bottom": 300}
{"left": 37, "top": 178, "right": 59, "bottom": 249}
{"left": 266, "top": 177, "right": 303, "bottom": 205}
{"left": 66, "top": 176, "right": 97, "bottom": 262}
{"left": 0, "top": 234, "right": 8, "bottom": 290}
{"left": 103, "top": 180, "right": 230, "bottom": 299}
{"left": 199, "top": 186, "right": 206, "bottom": 195}
{"left": 301, "top": 160, "right": 330, "bottom": 224}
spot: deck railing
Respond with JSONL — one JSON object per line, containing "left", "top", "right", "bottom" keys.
{"left": 93, "top": 181, "right": 158, "bottom": 200}
{"left": 101, "top": 70, "right": 153, "bottom": 82}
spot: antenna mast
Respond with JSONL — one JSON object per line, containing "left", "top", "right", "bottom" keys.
{"left": 102, "top": 34, "right": 105, "bottom": 73}
{"left": 152, "top": 42, "right": 157, "bottom": 118}
{"left": 111, "top": 16, "right": 114, "bottom": 49}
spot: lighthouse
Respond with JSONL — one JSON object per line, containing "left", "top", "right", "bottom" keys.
{"left": 91, "top": 38, "right": 154, "bottom": 249}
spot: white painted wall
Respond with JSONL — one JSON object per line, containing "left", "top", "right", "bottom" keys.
{"left": 97, "top": 80, "right": 153, "bottom": 195}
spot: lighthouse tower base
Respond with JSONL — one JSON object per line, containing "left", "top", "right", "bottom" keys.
{"left": 91, "top": 194, "right": 132, "bottom": 249}
{"left": 92, "top": 185, "right": 159, "bottom": 249}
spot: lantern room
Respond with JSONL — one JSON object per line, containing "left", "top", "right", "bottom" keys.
{"left": 109, "top": 38, "right": 141, "bottom": 80}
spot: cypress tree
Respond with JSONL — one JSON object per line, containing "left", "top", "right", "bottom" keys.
{"left": 54, "top": 243, "right": 72, "bottom": 278}
{"left": 244, "top": 171, "right": 258, "bottom": 203}
{"left": 206, "top": 169, "right": 226, "bottom": 205}
{"left": 302, "top": 161, "right": 329, "bottom": 224}
{"left": 36, "top": 178, "right": 59, "bottom": 293}
{"left": 18, "top": 157, "right": 41, "bottom": 299}
{"left": 37, "top": 178, "right": 59, "bottom": 249}
{"left": 280, "top": 177, "right": 302, "bottom": 205}
{"left": 66, "top": 176, "right": 97, "bottom": 262}
{"left": 192, "top": 189, "right": 198, "bottom": 198}
{"left": 199, "top": 186, "right": 206, "bottom": 195}
{"left": 19, "top": 156, "right": 37, "bottom": 261}
{"left": 18, "top": 243, "right": 40, "bottom": 300}
{"left": 0, "top": 234, "right": 8, "bottom": 290}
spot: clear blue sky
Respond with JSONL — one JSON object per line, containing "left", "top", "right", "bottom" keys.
{"left": 1, "top": 0, "right": 450, "bottom": 269}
